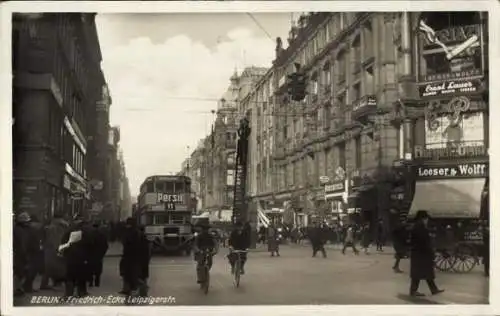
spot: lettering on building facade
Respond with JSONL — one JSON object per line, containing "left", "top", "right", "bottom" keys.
{"left": 416, "top": 163, "right": 487, "bottom": 179}
{"left": 419, "top": 79, "right": 482, "bottom": 98}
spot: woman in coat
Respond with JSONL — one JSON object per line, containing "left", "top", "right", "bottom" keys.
{"left": 409, "top": 210, "right": 444, "bottom": 297}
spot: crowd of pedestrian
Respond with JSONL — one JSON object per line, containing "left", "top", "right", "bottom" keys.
{"left": 13, "top": 212, "right": 110, "bottom": 298}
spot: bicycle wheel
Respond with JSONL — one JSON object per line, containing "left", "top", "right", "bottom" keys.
{"left": 234, "top": 259, "right": 241, "bottom": 288}
{"left": 434, "top": 251, "right": 455, "bottom": 272}
{"left": 203, "top": 265, "right": 210, "bottom": 294}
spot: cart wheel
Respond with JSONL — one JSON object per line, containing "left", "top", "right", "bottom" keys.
{"left": 452, "top": 244, "right": 478, "bottom": 273}
{"left": 435, "top": 251, "right": 455, "bottom": 272}
{"left": 452, "top": 254, "right": 477, "bottom": 273}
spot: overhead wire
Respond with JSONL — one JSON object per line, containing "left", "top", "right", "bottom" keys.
{"left": 246, "top": 13, "right": 275, "bottom": 42}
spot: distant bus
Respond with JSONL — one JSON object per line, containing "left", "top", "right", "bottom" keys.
{"left": 137, "top": 175, "right": 196, "bottom": 255}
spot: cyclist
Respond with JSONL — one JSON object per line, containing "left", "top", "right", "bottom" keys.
{"left": 228, "top": 221, "right": 250, "bottom": 274}
{"left": 193, "top": 223, "right": 217, "bottom": 284}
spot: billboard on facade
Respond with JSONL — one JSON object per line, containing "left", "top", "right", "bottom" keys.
{"left": 416, "top": 14, "right": 486, "bottom": 90}
{"left": 424, "top": 112, "right": 484, "bottom": 149}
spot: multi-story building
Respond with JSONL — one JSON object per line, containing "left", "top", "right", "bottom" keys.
{"left": 179, "top": 140, "right": 206, "bottom": 213}
{"left": 118, "top": 150, "right": 132, "bottom": 220}
{"left": 12, "top": 13, "right": 105, "bottom": 221}
{"left": 185, "top": 67, "right": 267, "bottom": 221}
{"left": 87, "top": 82, "right": 112, "bottom": 219}
{"left": 265, "top": 12, "right": 407, "bottom": 231}
{"left": 103, "top": 126, "right": 122, "bottom": 221}
{"left": 239, "top": 69, "right": 277, "bottom": 224}
{"left": 241, "top": 11, "right": 488, "bottom": 234}
{"left": 390, "top": 12, "right": 489, "bottom": 223}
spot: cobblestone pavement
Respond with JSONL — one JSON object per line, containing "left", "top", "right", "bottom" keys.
{"left": 14, "top": 244, "right": 488, "bottom": 306}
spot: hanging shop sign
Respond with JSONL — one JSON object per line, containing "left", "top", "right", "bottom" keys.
{"left": 325, "top": 182, "right": 345, "bottom": 194}
{"left": 416, "top": 162, "right": 487, "bottom": 179}
{"left": 418, "top": 78, "right": 483, "bottom": 99}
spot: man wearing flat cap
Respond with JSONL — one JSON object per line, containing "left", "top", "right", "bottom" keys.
{"left": 409, "top": 210, "right": 444, "bottom": 297}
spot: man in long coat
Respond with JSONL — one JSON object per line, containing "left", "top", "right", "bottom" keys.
{"left": 409, "top": 210, "right": 444, "bottom": 297}
{"left": 40, "top": 212, "right": 68, "bottom": 289}
{"left": 88, "top": 223, "right": 109, "bottom": 287}
{"left": 119, "top": 218, "right": 141, "bottom": 295}
{"left": 60, "top": 216, "right": 91, "bottom": 297}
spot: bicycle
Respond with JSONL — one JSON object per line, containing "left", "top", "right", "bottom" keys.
{"left": 231, "top": 249, "right": 247, "bottom": 288}
{"left": 198, "top": 250, "right": 213, "bottom": 294}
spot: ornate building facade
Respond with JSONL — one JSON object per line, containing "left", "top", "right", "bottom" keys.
{"left": 390, "top": 12, "right": 489, "bottom": 223}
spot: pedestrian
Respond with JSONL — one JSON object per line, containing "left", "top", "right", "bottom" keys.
{"left": 392, "top": 220, "right": 409, "bottom": 273}
{"left": 119, "top": 218, "right": 141, "bottom": 295}
{"left": 376, "top": 218, "right": 385, "bottom": 252}
{"left": 342, "top": 225, "right": 359, "bottom": 255}
{"left": 309, "top": 222, "right": 327, "bottom": 258}
{"left": 88, "top": 223, "right": 109, "bottom": 287}
{"left": 409, "top": 210, "right": 444, "bottom": 297}
{"left": 360, "top": 223, "right": 371, "bottom": 255}
{"left": 59, "top": 215, "right": 91, "bottom": 298}
{"left": 137, "top": 225, "right": 151, "bottom": 296}
{"left": 267, "top": 223, "right": 280, "bottom": 257}
{"left": 40, "top": 212, "right": 69, "bottom": 289}
{"left": 13, "top": 213, "right": 30, "bottom": 296}
{"left": 19, "top": 213, "right": 44, "bottom": 293}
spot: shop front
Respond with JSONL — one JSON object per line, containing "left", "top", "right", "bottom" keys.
{"left": 408, "top": 161, "right": 488, "bottom": 220}
{"left": 324, "top": 167, "right": 349, "bottom": 224}
{"left": 63, "top": 163, "right": 88, "bottom": 219}
{"left": 347, "top": 170, "right": 376, "bottom": 225}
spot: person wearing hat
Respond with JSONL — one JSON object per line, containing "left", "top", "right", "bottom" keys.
{"left": 228, "top": 221, "right": 250, "bottom": 274}
{"left": 193, "top": 223, "right": 217, "bottom": 284}
{"left": 119, "top": 217, "right": 142, "bottom": 295}
{"left": 59, "top": 215, "right": 91, "bottom": 297}
{"left": 409, "top": 210, "right": 444, "bottom": 297}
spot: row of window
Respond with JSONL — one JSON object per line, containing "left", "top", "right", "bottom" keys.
{"left": 143, "top": 181, "right": 190, "bottom": 194}
{"left": 46, "top": 97, "right": 86, "bottom": 178}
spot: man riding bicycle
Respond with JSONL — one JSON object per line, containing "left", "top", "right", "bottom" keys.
{"left": 228, "top": 221, "right": 250, "bottom": 274}
{"left": 193, "top": 223, "right": 217, "bottom": 284}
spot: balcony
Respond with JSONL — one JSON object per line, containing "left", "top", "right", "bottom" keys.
{"left": 413, "top": 141, "right": 488, "bottom": 161}
{"left": 351, "top": 95, "right": 377, "bottom": 124}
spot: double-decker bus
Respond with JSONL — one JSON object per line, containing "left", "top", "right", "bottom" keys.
{"left": 137, "top": 175, "right": 196, "bottom": 255}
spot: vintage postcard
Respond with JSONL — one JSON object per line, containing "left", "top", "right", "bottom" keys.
{"left": 0, "top": 1, "right": 498, "bottom": 316}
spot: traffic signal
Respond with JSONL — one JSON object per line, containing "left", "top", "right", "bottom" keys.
{"left": 287, "top": 72, "right": 307, "bottom": 102}
{"left": 293, "top": 73, "right": 307, "bottom": 101}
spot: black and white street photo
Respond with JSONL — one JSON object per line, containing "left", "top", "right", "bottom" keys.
{"left": 3, "top": 2, "right": 493, "bottom": 311}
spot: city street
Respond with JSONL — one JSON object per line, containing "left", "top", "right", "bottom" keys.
{"left": 15, "top": 244, "right": 488, "bottom": 306}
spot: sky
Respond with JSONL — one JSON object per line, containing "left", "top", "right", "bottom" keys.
{"left": 95, "top": 13, "right": 295, "bottom": 197}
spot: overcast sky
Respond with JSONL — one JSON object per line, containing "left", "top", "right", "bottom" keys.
{"left": 96, "top": 13, "right": 294, "bottom": 197}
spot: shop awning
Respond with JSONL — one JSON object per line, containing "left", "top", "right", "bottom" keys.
{"left": 409, "top": 178, "right": 485, "bottom": 218}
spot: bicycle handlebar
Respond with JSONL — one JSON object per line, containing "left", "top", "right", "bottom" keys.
{"left": 231, "top": 249, "right": 248, "bottom": 253}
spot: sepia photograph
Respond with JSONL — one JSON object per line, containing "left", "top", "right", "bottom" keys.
{"left": 1, "top": 1, "right": 496, "bottom": 314}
